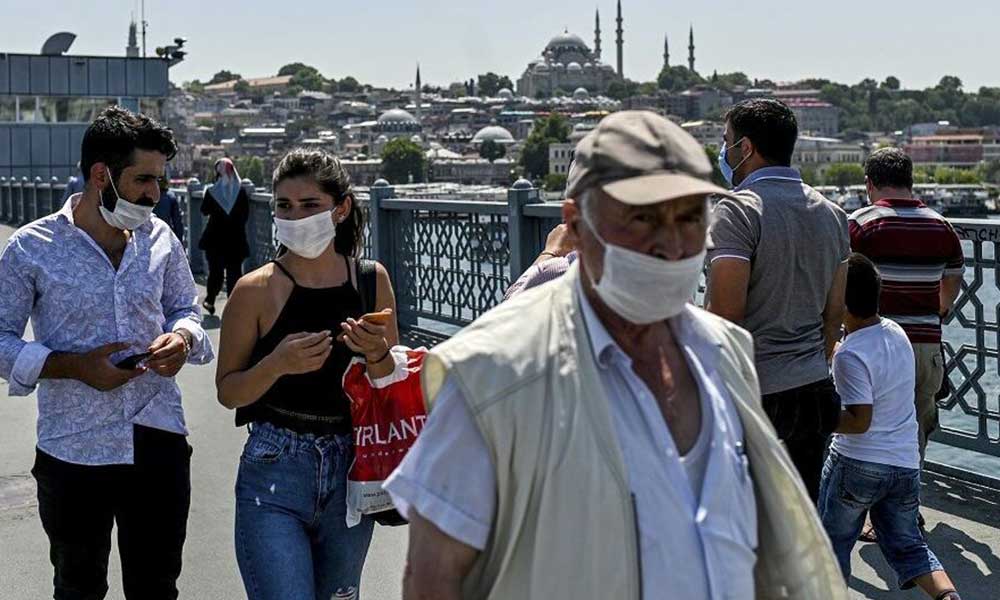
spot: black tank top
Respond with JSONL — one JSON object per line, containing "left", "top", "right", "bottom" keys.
{"left": 235, "top": 257, "right": 363, "bottom": 435}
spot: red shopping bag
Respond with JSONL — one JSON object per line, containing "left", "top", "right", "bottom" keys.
{"left": 342, "top": 346, "right": 428, "bottom": 527}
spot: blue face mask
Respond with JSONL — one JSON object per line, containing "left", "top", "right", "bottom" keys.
{"left": 718, "top": 137, "right": 750, "bottom": 187}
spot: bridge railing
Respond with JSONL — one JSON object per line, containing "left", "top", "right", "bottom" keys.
{"left": 1, "top": 176, "right": 996, "bottom": 484}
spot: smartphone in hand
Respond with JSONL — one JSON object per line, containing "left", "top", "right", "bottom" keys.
{"left": 115, "top": 352, "right": 152, "bottom": 370}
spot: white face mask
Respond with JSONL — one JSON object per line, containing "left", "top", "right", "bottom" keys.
{"left": 99, "top": 167, "right": 154, "bottom": 230}
{"left": 274, "top": 210, "right": 337, "bottom": 259}
{"left": 582, "top": 212, "right": 705, "bottom": 324}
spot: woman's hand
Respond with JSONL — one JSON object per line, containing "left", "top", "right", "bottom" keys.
{"left": 339, "top": 312, "right": 391, "bottom": 362}
{"left": 267, "top": 330, "right": 333, "bottom": 376}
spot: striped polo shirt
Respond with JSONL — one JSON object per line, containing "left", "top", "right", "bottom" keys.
{"left": 848, "top": 198, "right": 965, "bottom": 344}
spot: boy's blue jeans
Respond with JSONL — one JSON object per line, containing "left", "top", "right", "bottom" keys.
{"left": 818, "top": 450, "right": 942, "bottom": 589}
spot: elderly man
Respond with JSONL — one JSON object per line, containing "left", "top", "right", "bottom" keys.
{"left": 385, "top": 111, "right": 847, "bottom": 600}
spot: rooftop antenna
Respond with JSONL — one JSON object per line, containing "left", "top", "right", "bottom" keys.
{"left": 141, "top": 0, "right": 148, "bottom": 57}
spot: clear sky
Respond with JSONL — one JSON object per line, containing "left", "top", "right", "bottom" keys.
{"left": 3, "top": 0, "right": 997, "bottom": 92}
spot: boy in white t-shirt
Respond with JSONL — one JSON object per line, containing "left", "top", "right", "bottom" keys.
{"left": 819, "top": 253, "right": 960, "bottom": 600}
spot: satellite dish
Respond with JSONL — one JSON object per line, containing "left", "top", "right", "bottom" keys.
{"left": 41, "top": 32, "right": 77, "bottom": 56}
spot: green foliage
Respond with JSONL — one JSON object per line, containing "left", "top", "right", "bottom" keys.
{"left": 208, "top": 70, "right": 241, "bottom": 85}
{"left": 932, "top": 166, "right": 980, "bottom": 184}
{"left": 543, "top": 173, "right": 567, "bottom": 191}
{"left": 703, "top": 144, "right": 727, "bottom": 188}
{"left": 479, "top": 139, "right": 506, "bottom": 163}
{"left": 657, "top": 66, "right": 705, "bottom": 93}
{"left": 380, "top": 138, "right": 427, "bottom": 184}
{"left": 710, "top": 71, "right": 751, "bottom": 91}
{"left": 277, "top": 63, "right": 326, "bottom": 91}
{"left": 184, "top": 80, "right": 205, "bottom": 94}
{"left": 820, "top": 74, "right": 1000, "bottom": 131}
{"left": 233, "top": 80, "right": 250, "bottom": 96}
{"left": 336, "top": 76, "right": 361, "bottom": 93}
{"left": 980, "top": 160, "right": 1000, "bottom": 184}
{"left": 799, "top": 166, "right": 820, "bottom": 187}
{"left": 606, "top": 80, "right": 641, "bottom": 100}
{"left": 823, "top": 164, "right": 866, "bottom": 187}
{"left": 638, "top": 81, "right": 659, "bottom": 96}
{"left": 519, "top": 114, "right": 570, "bottom": 180}
{"left": 233, "top": 156, "right": 265, "bottom": 186}
{"left": 477, "top": 72, "right": 515, "bottom": 97}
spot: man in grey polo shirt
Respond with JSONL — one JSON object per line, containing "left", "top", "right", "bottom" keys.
{"left": 707, "top": 98, "right": 850, "bottom": 502}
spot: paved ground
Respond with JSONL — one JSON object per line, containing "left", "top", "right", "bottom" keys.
{"left": 0, "top": 222, "right": 996, "bottom": 599}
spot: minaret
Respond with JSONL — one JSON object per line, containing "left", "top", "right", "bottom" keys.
{"left": 594, "top": 8, "right": 602, "bottom": 60}
{"left": 126, "top": 19, "right": 139, "bottom": 58}
{"left": 414, "top": 64, "right": 422, "bottom": 124}
{"left": 663, "top": 34, "right": 669, "bottom": 68}
{"left": 615, "top": 0, "right": 624, "bottom": 78}
{"left": 688, "top": 25, "right": 696, "bottom": 72}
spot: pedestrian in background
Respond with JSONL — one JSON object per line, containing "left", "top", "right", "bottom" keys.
{"left": 819, "top": 253, "right": 961, "bottom": 600}
{"left": 199, "top": 157, "right": 250, "bottom": 315}
{"left": 154, "top": 176, "right": 186, "bottom": 244}
{"left": 706, "top": 98, "right": 850, "bottom": 502}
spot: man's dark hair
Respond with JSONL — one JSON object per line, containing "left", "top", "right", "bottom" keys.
{"left": 724, "top": 99, "right": 798, "bottom": 166}
{"left": 80, "top": 106, "right": 177, "bottom": 182}
{"left": 864, "top": 147, "right": 913, "bottom": 190}
{"left": 846, "top": 253, "right": 881, "bottom": 319}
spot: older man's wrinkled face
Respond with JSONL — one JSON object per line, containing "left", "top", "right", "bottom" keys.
{"left": 568, "top": 188, "right": 709, "bottom": 287}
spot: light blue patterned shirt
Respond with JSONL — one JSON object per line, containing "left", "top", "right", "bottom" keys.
{"left": 0, "top": 195, "right": 214, "bottom": 466}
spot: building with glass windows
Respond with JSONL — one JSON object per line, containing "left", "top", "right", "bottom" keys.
{"left": 0, "top": 30, "right": 181, "bottom": 180}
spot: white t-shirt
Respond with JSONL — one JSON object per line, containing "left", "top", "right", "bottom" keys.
{"left": 830, "top": 318, "right": 920, "bottom": 469}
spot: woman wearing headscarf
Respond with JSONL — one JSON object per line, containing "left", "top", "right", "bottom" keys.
{"left": 199, "top": 158, "right": 250, "bottom": 315}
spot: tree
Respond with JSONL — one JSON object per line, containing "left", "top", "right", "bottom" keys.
{"left": 881, "top": 76, "right": 901, "bottom": 91}
{"left": 381, "top": 138, "right": 426, "bottom": 184}
{"left": 657, "top": 66, "right": 704, "bottom": 92}
{"left": 799, "top": 166, "right": 820, "bottom": 187}
{"left": 184, "top": 80, "right": 205, "bottom": 94}
{"left": 337, "top": 76, "right": 361, "bottom": 93}
{"left": 233, "top": 79, "right": 250, "bottom": 96}
{"left": 476, "top": 72, "right": 514, "bottom": 97}
{"left": 605, "top": 80, "right": 641, "bottom": 100}
{"left": 233, "top": 156, "right": 265, "bottom": 186}
{"left": 980, "top": 160, "right": 1000, "bottom": 185}
{"left": 208, "top": 70, "right": 241, "bottom": 85}
{"left": 712, "top": 71, "right": 751, "bottom": 91}
{"left": 823, "top": 164, "right": 865, "bottom": 188}
{"left": 519, "top": 114, "right": 570, "bottom": 180}
{"left": 704, "top": 144, "right": 727, "bottom": 188}
{"left": 479, "top": 139, "right": 506, "bottom": 163}
{"left": 543, "top": 173, "right": 567, "bottom": 191}
{"left": 277, "top": 63, "right": 326, "bottom": 91}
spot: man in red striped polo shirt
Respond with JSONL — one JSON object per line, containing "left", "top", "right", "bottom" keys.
{"left": 848, "top": 148, "right": 964, "bottom": 465}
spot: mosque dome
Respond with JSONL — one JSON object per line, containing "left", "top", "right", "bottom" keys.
{"left": 573, "top": 87, "right": 590, "bottom": 99}
{"left": 497, "top": 88, "right": 515, "bottom": 101}
{"left": 472, "top": 125, "right": 515, "bottom": 145}
{"left": 377, "top": 108, "right": 419, "bottom": 125}
{"left": 546, "top": 31, "right": 589, "bottom": 53}
{"left": 567, "top": 62, "right": 583, "bottom": 72}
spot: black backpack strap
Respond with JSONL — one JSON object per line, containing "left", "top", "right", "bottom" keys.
{"left": 355, "top": 258, "right": 378, "bottom": 314}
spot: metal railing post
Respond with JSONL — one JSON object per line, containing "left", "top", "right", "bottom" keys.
{"left": 506, "top": 178, "right": 542, "bottom": 282}
{"left": 0, "top": 178, "right": 8, "bottom": 223}
{"left": 241, "top": 178, "right": 257, "bottom": 273}
{"left": 186, "top": 178, "right": 206, "bottom": 275}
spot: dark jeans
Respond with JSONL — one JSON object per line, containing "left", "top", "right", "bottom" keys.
{"left": 762, "top": 377, "right": 842, "bottom": 503}
{"left": 205, "top": 251, "right": 243, "bottom": 304}
{"left": 31, "top": 425, "right": 192, "bottom": 600}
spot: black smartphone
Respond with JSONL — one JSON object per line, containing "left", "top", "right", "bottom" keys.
{"left": 115, "top": 352, "right": 152, "bottom": 370}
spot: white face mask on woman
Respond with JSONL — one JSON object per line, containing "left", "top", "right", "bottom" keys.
{"left": 274, "top": 210, "right": 337, "bottom": 259}
{"left": 99, "top": 168, "right": 155, "bottom": 231}
{"left": 582, "top": 211, "right": 705, "bottom": 324}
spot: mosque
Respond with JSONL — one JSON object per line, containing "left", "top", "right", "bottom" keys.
{"left": 516, "top": 1, "right": 697, "bottom": 99}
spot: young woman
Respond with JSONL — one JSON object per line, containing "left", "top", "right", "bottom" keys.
{"left": 199, "top": 158, "right": 250, "bottom": 315}
{"left": 216, "top": 149, "right": 398, "bottom": 600}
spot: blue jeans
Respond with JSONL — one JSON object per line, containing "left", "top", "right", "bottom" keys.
{"left": 235, "top": 422, "right": 375, "bottom": 600}
{"left": 818, "top": 451, "right": 942, "bottom": 589}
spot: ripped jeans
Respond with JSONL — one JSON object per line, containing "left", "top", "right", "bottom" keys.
{"left": 235, "top": 422, "right": 375, "bottom": 600}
